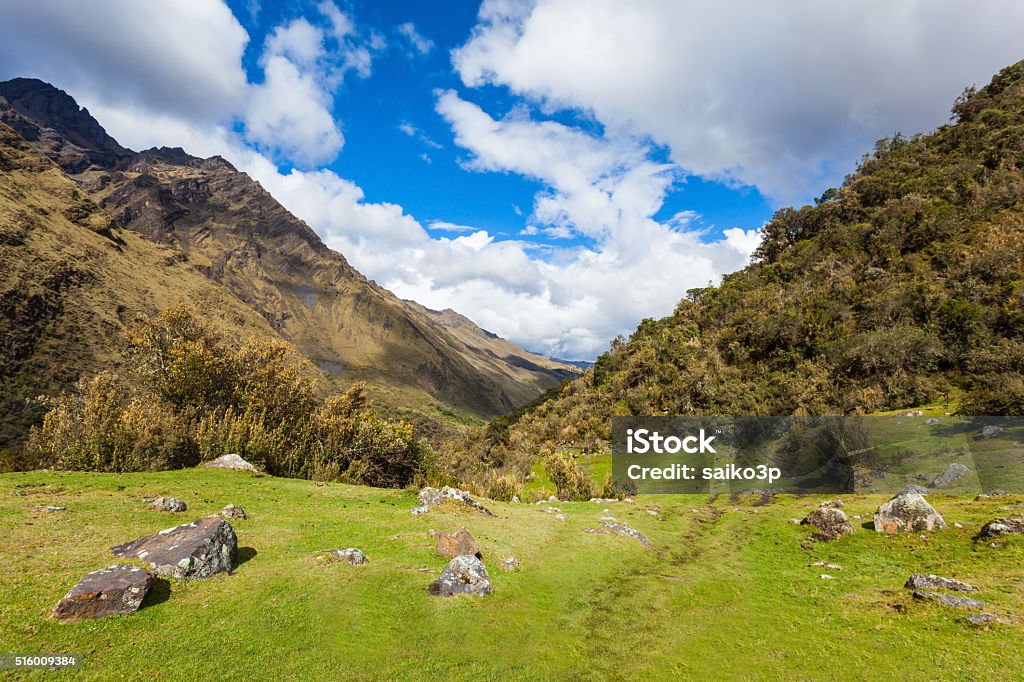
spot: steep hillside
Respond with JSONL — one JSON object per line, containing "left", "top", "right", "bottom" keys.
{"left": 497, "top": 60, "right": 1024, "bottom": 452}
{"left": 0, "top": 78, "right": 576, "bottom": 437}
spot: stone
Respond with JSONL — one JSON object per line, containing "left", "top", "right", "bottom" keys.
{"left": 416, "top": 486, "right": 495, "bottom": 516}
{"left": 925, "top": 418, "right": 939, "bottom": 425}
{"left": 203, "top": 453, "right": 259, "bottom": 472}
{"left": 980, "top": 517, "right": 1024, "bottom": 538}
{"left": 929, "top": 463, "right": 970, "bottom": 488}
{"left": 968, "top": 613, "right": 1012, "bottom": 626}
{"left": 905, "top": 574, "right": 977, "bottom": 592}
{"left": 820, "top": 574, "right": 834, "bottom": 580}
{"left": 873, "top": 493, "right": 946, "bottom": 534}
{"left": 428, "top": 555, "right": 493, "bottom": 597}
{"left": 912, "top": 590, "right": 985, "bottom": 610}
{"left": 905, "top": 410, "right": 924, "bottom": 417}
{"left": 318, "top": 548, "right": 368, "bottom": 565}
{"left": 954, "top": 522, "right": 964, "bottom": 529}
{"left": 787, "top": 518, "right": 801, "bottom": 525}
{"left": 975, "top": 490, "right": 1011, "bottom": 501}
{"left": 35, "top": 505, "right": 65, "bottom": 512}
{"left": 811, "top": 561, "right": 843, "bottom": 570}
{"left": 554, "top": 514, "right": 568, "bottom": 521}
{"left": 150, "top": 497, "right": 187, "bottom": 512}
{"left": 410, "top": 506, "right": 430, "bottom": 515}
{"left": 511, "top": 496, "right": 520, "bottom": 504}
{"left": 52, "top": 565, "right": 153, "bottom": 622}
{"left": 818, "top": 500, "right": 844, "bottom": 509}
{"left": 601, "top": 521, "right": 653, "bottom": 548}
{"left": 111, "top": 516, "right": 237, "bottom": 579}
{"left": 898, "top": 485, "right": 928, "bottom": 495}
{"left": 499, "top": 557, "right": 521, "bottom": 572}
{"left": 801, "top": 507, "right": 854, "bottom": 541}
{"left": 434, "top": 528, "right": 481, "bottom": 559}
{"left": 218, "top": 504, "right": 247, "bottom": 520}
{"left": 982, "top": 425, "right": 1004, "bottom": 439}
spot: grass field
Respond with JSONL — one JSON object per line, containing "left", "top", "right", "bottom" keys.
{"left": 2, "top": 468, "right": 1023, "bottom": 680}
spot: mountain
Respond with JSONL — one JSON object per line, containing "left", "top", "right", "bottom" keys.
{"left": 478, "top": 59, "right": 1024, "bottom": 456}
{"left": 0, "top": 77, "right": 578, "bottom": 445}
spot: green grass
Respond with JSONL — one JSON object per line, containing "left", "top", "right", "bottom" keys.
{"left": 2, "top": 469, "right": 1024, "bottom": 680}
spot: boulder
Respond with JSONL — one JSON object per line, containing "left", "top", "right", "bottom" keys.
{"left": 968, "top": 613, "right": 1013, "bottom": 626}
{"left": 818, "top": 500, "right": 844, "bottom": 509}
{"left": 218, "top": 504, "right": 247, "bottom": 520}
{"left": 873, "top": 493, "right": 946, "bottom": 533}
{"left": 929, "top": 463, "right": 970, "bottom": 488}
{"left": 318, "top": 548, "right": 368, "bottom": 565}
{"left": 801, "top": 507, "right": 853, "bottom": 541}
{"left": 151, "top": 497, "right": 187, "bottom": 512}
{"left": 912, "top": 590, "right": 985, "bottom": 610}
{"left": 111, "top": 516, "right": 237, "bottom": 579}
{"left": 981, "top": 425, "right": 1004, "bottom": 439}
{"left": 905, "top": 574, "right": 977, "bottom": 592}
{"left": 499, "top": 557, "right": 521, "bottom": 572}
{"left": 52, "top": 565, "right": 153, "bottom": 622}
{"left": 433, "top": 528, "right": 481, "bottom": 559}
{"left": 428, "top": 555, "right": 493, "bottom": 597}
{"left": 416, "top": 486, "right": 495, "bottom": 516}
{"left": 980, "top": 517, "right": 1024, "bottom": 538}
{"left": 203, "top": 453, "right": 258, "bottom": 472}
{"left": 601, "top": 521, "right": 653, "bottom": 548}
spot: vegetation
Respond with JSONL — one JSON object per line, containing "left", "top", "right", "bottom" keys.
{"left": 26, "top": 305, "right": 424, "bottom": 487}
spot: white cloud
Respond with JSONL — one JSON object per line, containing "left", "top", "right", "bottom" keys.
{"left": 429, "top": 221, "right": 477, "bottom": 233}
{"left": 396, "top": 22, "right": 434, "bottom": 56}
{"left": 454, "top": 0, "right": 1024, "bottom": 203}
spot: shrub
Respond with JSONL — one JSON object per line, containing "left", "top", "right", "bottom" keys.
{"left": 486, "top": 473, "right": 520, "bottom": 501}
{"left": 542, "top": 451, "right": 595, "bottom": 501}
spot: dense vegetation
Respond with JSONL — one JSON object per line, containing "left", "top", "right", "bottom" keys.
{"left": 24, "top": 304, "right": 425, "bottom": 487}
{"left": 441, "top": 60, "right": 1024, "bottom": 492}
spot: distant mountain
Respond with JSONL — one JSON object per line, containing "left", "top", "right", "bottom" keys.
{"left": 0, "top": 77, "right": 578, "bottom": 445}
{"left": 486, "top": 59, "right": 1024, "bottom": 453}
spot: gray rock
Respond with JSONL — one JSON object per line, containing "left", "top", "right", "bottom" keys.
{"left": 968, "top": 613, "right": 1012, "bottom": 626}
{"left": 898, "top": 485, "right": 928, "bottom": 495}
{"left": 982, "top": 425, "right": 1004, "bottom": 439}
{"left": 410, "top": 506, "right": 430, "bottom": 515}
{"left": 52, "top": 565, "right": 153, "bottom": 622}
{"left": 203, "top": 453, "right": 258, "bottom": 472}
{"left": 874, "top": 493, "right": 946, "bottom": 534}
{"left": 980, "top": 517, "right": 1024, "bottom": 538}
{"left": 912, "top": 590, "right": 985, "bottom": 610}
{"left": 801, "top": 507, "right": 854, "bottom": 541}
{"left": 925, "top": 418, "right": 939, "bottom": 425}
{"left": 601, "top": 521, "right": 653, "bottom": 548}
{"left": 975, "top": 490, "right": 1011, "bottom": 501}
{"left": 818, "top": 500, "right": 844, "bottom": 509}
{"left": 111, "top": 516, "right": 237, "bottom": 579}
{"left": 416, "top": 486, "right": 495, "bottom": 516}
{"left": 499, "top": 557, "right": 521, "bottom": 572}
{"left": 151, "top": 497, "right": 187, "bottom": 512}
{"left": 218, "top": 504, "right": 247, "bottom": 520}
{"left": 905, "top": 574, "right": 977, "bottom": 592}
{"left": 929, "top": 463, "right": 970, "bottom": 488}
{"left": 318, "top": 548, "right": 368, "bottom": 565}
{"left": 428, "top": 555, "right": 493, "bottom": 596}
{"left": 811, "top": 561, "right": 843, "bottom": 570}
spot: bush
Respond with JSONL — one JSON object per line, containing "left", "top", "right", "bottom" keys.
{"left": 486, "top": 473, "right": 520, "bottom": 501}
{"left": 542, "top": 451, "right": 595, "bottom": 501}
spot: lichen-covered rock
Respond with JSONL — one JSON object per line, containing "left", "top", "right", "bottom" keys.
{"left": 203, "top": 453, "right": 258, "bottom": 472}
{"left": 52, "top": 565, "right": 153, "bottom": 622}
{"left": 428, "top": 555, "right": 493, "bottom": 596}
{"left": 801, "top": 507, "right": 853, "bottom": 540}
{"left": 318, "top": 548, "right": 368, "bottom": 565}
{"left": 980, "top": 517, "right": 1024, "bottom": 538}
{"left": 151, "top": 497, "right": 187, "bottom": 512}
{"left": 968, "top": 613, "right": 1013, "bottom": 626}
{"left": 601, "top": 521, "right": 653, "bottom": 548}
{"left": 433, "top": 528, "right": 481, "bottom": 559}
{"left": 873, "top": 493, "right": 946, "bottom": 533}
{"left": 818, "top": 499, "right": 844, "bottom": 509}
{"left": 905, "top": 574, "right": 977, "bottom": 592}
{"left": 929, "top": 463, "right": 970, "bottom": 488}
{"left": 218, "top": 504, "right": 247, "bottom": 520}
{"left": 410, "top": 506, "right": 430, "bottom": 515}
{"left": 111, "top": 516, "right": 237, "bottom": 579}
{"left": 416, "top": 486, "right": 495, "bottom": 516}
{"left": 912, "top": 590, "right": 985, "bottom": 610}
{"left": 982, "top": 425, "right": 1004, "bottom": 439}
{"left": 499, "top": 557, "right": 521, "bottom": 572}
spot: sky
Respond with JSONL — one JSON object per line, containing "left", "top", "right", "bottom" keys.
{"left": 1, "top": 1, "right": 1023, "bottom": 360}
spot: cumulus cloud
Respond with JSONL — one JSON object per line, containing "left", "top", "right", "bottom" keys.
{"left": 453, "top": 0, "right": 1024, "bottom": 203}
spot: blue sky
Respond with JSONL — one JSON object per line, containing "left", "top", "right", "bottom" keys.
{"left": 2, "top": 1, "right": 1023, "bottom": 359}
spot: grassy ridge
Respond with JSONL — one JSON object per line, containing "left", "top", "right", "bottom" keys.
{"left": 1, "top": 469, "right": 1023, "bottom": 679}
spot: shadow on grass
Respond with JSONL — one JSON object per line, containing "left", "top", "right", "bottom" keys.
{"left": 236, "top": 547, "right": 258, "bottom": 568}
{"left": 141, "top": 577, "right": 171, "bottom": 609}
{"left": 861, "top": 521, "right": 875, "bottom": 530}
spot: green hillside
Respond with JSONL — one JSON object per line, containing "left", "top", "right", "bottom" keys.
{"left": 1, "top": 468, "right": 1022, "bottom": 680}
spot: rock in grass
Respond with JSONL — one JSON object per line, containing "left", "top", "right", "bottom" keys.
{"left": 318, "top": 548, "right": 368, "bottom": 565}
{"left": 410, "top": 506, "right": 430, "bottom": 515}
{"left": 417, "top": 486, "right": 495, "bottom": 517}
{"left": 873, "top": 493, "right": 945, "bottom": 534}
{"left": 433, "top": 528, "right": 481, "bottom": 559}
{"left": 818, "top": 500, "right": 844, "bottom": 509}
{"left": 203, "top": 453, "right": 258, "bottom": 472}
{"left": 499, "top": 557, "right": 521, "bottom": 572}
{"left": 982, "top": 425, "right": 1004, "bottom": 439}
{"left": 801, "top": 507, "right": 853, "bottom": 541}
{"left": 219, "top": 504, "right": 247, "bottom": 520}
{"left": 150, "top": 497, "right": 187, "bottom": 512}
{"left": 968, "top": 613, "right": 1013, "bottom": 626}
{"left": 912, "top": 590, "right": 985, "bottom": 610}
{"left": 53, "top": 565, "right": 153, "bottom": 622}
{"left": 980, "top": 517, "right": 1024, "bottom": 538}
{"left": 428, "top": 555, "right": 493, "bottom": 597}
{"left": 899, "top": 485, "right": 928, "bottom": 495}
{"left": 112, "top": 516, "right": 237, "bottom": 579}
{"left": 905, "top": 574, "right": 977, "bottom": 592}
{"left": 601, "top": 521, "right": 653, "bottom": 548}
{"left": 929, "top": 463, "right": 970, "bottom": 488}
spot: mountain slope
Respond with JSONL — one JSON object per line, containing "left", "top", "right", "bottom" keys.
{"left": 491, "top": 59, "right": 1024, "bottom": 453}
{"left": 0, "top": 78, "right": 577, "bottom": 435}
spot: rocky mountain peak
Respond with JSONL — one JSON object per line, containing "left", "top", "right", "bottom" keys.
{"left": 0, "top": 77, "right": 123, "bottom": 153}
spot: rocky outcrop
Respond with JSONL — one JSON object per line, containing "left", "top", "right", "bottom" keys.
{"left": 111, "top": 516, "right": 237, "bottom": 579}
{"left": 912, "top": 590, "right": 985, "bottom": 610}
{"left": 417, "top": 486, "right": 495, "bottom": 516}
{"left": 980, "top": 517, "right": 1024, "bottom": 538}
{"left": 428, "top": 555, "right": 493, "bottom": 597}
{"left": 801, "top": 506, "right": 854, "bottom": 540}
{"left": 601, "top": 521, "right": 653, "bottom": 548}
{"left": 52, "top": 565, "right": 152, "bottom": 622}
{"left": 318, "top": 548, "right": 369, "bottom": 565}
{"left": 218, "top": 504, "right": 247, "bottom": 520}
{"left": 433, "top": 528, "right": 481, "bottom": 559}
{"left": 873, "top": 493, "right": 946, "bottom": 533}
{"left": 981, "top": 425, "right": 1004, "bottom": 439}
{"left": 203, "top": 453, "right": 258, "bottom": 472}
{"left": 929, "top": 463, "right": 969, "bottom": 488}
{"left": 905, "top": 574, "right": 977, "bottom": 592}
